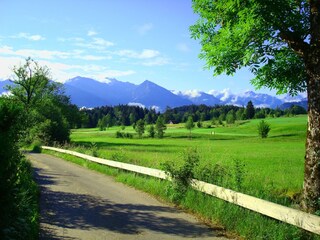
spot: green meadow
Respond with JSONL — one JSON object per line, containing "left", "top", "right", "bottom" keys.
{"left": 47, "top": 114, "right": 320, "bottom": 239}
{"left": 69, "top": 115, "right": 307, "bottom": 204}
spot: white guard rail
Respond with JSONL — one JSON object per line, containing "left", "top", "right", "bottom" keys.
{"left": 42, "top": 146, "right": 320, "bottom": 235}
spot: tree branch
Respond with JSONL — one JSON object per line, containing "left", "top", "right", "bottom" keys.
{"left": 279, "top": 30, "right": 309, "bottom": 57}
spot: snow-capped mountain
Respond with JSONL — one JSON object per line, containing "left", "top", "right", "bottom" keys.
{"left": 0, "top": 77, "right": 308, "bottom": 110}
{"left": 64, "top": 77, "right": 191, "bottom": 110}
{"left": 174, "top": 90, "right": 221, "bottom": 106}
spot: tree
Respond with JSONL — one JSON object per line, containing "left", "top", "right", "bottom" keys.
{"left": 7, "top": 58, "right": 58, "bottom": 110}
{"left": 257, "top": 120, "right": 271, "bottom": 138}
{"left": 185, "top": 116, "right": 195, "bottom": 139}
{"left": 7, "top": 58, "right": 71, "bottom": 145}
{"left": 236, "top": 108, "right": 245, "bottom": 120}
{"left": 135, "top": 119, "right": 145, "bottom": 138}
{"left": 155, "top": 115, "right": 167, "bottom": 138}
{"left": 246, "top": 101, "right": 255, "bottom": 120}
{"left": 97, "top": 119, "right": 106, "bottom": 131}
{"left": 191, "top": 0, "right": 320, "bottom": 212}
{"left": 148, "top": 125, "right": 155, "bottom": 138}
{"left": 226, "top": 109, "right": 236, "bottom": 124}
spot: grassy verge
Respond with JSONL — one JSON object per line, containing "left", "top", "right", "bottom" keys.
{"left": 44, "top": 149, "right": 319, "bottom": 240}
{"left": 1, "top": 157, "right": 39, "bottom": 240}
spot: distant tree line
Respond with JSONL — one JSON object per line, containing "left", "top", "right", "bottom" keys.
{"left": 82, "top": 100, "right": 307, "bottom": 129}
{"left": 81, "top": 105, "right": 160, "bottom": 128}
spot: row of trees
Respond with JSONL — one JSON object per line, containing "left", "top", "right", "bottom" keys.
{"left": 83, "top": 105, "right": 160, "bottom": 129}
{"left": 90, "top": 100, "right": 306, "bottom": 131}
{"left": 134, "top": 116, "right": 167, "bottom": 138}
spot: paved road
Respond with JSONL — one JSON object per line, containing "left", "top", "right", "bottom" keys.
{"left": 29, "top": 153, "right": 229, "bottom": 240}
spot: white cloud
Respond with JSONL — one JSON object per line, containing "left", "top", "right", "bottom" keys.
{"left": 87, "top": 30, "right": 98, "bottom": 36}
{"left": 116, "top": 49, "right": 160, "bottom": 59}
{"left": 0, "top": 45, "right": 71, "bottom": 60}
{"left": 0, "top": 45, "right": 112, "bottom": 62}
{"left": 181, "top": 90, "right": 201, "bottom": 98}
{"left": 142, "top": 57, "right": 169, "bottom": 66}
{"left": 0, "top": 56, "right": 27, "bottom": 79}
{"left": 77, "top": 55, "right": 111, "bottom": 61}
{"left": 208, "top": 88, "right": 233, "bottom": 101}
{"left": 137, "top": 23, "right": 153, "bottom": 35}
{"left": 92, "top": 38, "right": 114, "bottom": 47}
{"left": 75, "top": 37, "right": 114, "bottom": 50}
{"left": 0, "top": 55, "right": 134, "bottom": 83}
{"left": 128, "top": 102, "right": 146, "bottom": 108}
{"left": 14, "top": 32, "right": 45, "bottom": 41}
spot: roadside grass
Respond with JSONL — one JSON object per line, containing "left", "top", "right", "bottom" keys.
{"left": 44, "top": 148, "right": 319, "bottom": 240}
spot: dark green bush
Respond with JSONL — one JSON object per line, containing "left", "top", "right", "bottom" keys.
{"left": 258, "top": 120, "right": 271, "bottom": 138}
{"left": 0, "top": 99, "right": 38, "bottom": 239}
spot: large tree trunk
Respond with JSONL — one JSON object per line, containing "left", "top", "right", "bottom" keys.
{"left": 302, "top": 56, "right": 320, "bottom": 213}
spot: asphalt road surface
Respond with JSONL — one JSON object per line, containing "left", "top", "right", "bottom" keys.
{"left": 29, "top": 153, "right": 230, "bottom": 240}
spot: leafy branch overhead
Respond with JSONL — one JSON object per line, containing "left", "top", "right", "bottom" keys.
{"left": 190, "top": 0, "right": 312, "bottom": 95}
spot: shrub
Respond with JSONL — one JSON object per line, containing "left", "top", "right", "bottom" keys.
{"left": 115, "top": 131, "right": 133, "bottom": 139}
{"left": 162, "top": 148, "right": 199, "bottom": 202}
{"left": 111, "top": 149, "right": 128, "bottom": 162}
{"left": 257, "top": 120, "right": 271, "bottom": 138}
{"left": 90, "top": 142, "right": 98, "bottom": 157}
{"left": 31, "top": 140, "right": 42, "bottom": 153}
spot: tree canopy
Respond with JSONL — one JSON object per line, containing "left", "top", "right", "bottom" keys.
{"left": 190, "top": 0, "right": 310, "bottom": 95}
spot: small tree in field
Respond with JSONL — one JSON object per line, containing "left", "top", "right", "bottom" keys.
{"left": 257, "top": 120, "right": 270, "bottom": 138}
{"left": 185, "top": 116, "right": 195, "bottom": 139}
{"left": 148, "top": 125, "right": 155, "bottom": 138}
{"left": 155, "top": 115, "right": 166, "bottom": 138}
{"left": 135, "top": 119, "right": 145, "bottom": 138}
{"left": 246, "top": 101, "right": 255, "bottom": 120}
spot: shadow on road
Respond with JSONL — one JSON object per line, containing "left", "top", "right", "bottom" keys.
{"left": 33, "top": 166, "right": 224, "bottom": 239}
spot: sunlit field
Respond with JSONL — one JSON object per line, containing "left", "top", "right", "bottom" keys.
{"left": 69, "top": 115, "right": 307, "bottom": 203}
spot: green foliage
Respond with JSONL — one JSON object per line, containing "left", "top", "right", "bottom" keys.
{"left": 111, "top": 148, "right": 128, "bottom": 162}
{"left": 115, "top": 131, "right": 133, "bottom": 139}
{"left": 246, "top": 101, "right": 255, "bottom": 120}
{"left": 31, "top": 140, "right": 42, "bottom": 153}
{"left": 135, "top": 119, "right": 145, "bottom": 138}
{"left": 226, "top": 109, "right": 236, "bottom": 124}
{"left": 148, "top": 125, "right": 155, "bottom": 138}
{"left": 82, "top": 105, "right": 159, "bottom": 128}
{"left": 155, "top": 115, "right": 167, "bottom": 138}
{"left": 0, "top": 99, "right": 38, "bottom": 239}
{"left": 233, "top": 159, "right": 246, "bottom": 191}
{"left": 196, "top": 163, "right": 231, "bottom": 186}
{"left": 162, "top": 148, "right": 199, "bottom": 202}
{"left": 90, "top": 142, "right": 99, "bottom": 157}
{"left": 185, "top": 116, "right": 195, "bottom": 138}
{"left": 190, "top": 0, "right": 308, "bottom": 94}
{"left": 97, "top": 119, "right": 106, "bottom": 131}
{"left": 196, "top": 120, "right": 202, "bottom": 128}
{"left": 258, "top": 120, "right": 271, "bottom": 138}
{"left": 7, "top": 58, "right": 72, "bottom": 145}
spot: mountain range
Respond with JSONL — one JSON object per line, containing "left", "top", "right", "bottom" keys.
{"left": 0, "top": 76, "right": 308, "bottom": 111}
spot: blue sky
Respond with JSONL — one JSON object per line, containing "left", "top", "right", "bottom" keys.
{"left": 0, "top": 0, "right": 274, "bottom": 94}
